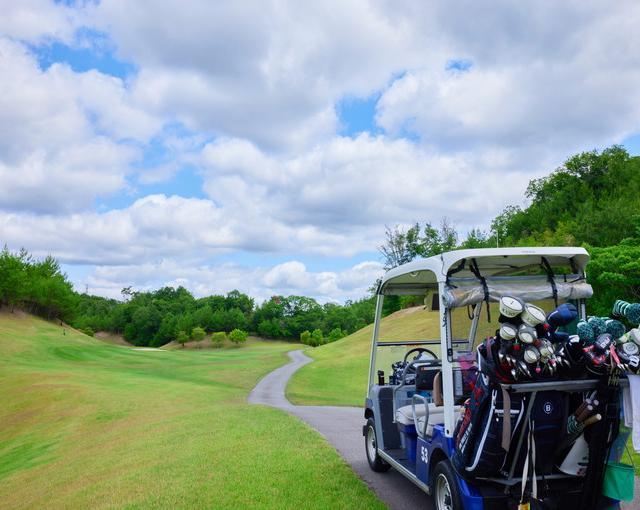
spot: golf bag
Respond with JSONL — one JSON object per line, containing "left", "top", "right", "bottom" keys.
{"left": 453, "top": 373, "right": 526, "bottom": 477}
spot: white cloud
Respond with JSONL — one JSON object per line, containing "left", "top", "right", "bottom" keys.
{"left": 0, "top": 194, "right": 372, "bottom": 266}
{"left": 90, "top": 0, "right": 425, "bottom": 150}
{"left": 199, "top": 134, "right": 528, "bottom": 233}
{"left": 0, "top": 0, "right": 81, "bottom": 44}
{"left": 376, "top": 2, "right": 640, "bottom": 154}
{"left": 81, "top": 258, "right": 383, "bottom": 303}
{"left": 0, "top": 38, "right": 161, "bottom": 213}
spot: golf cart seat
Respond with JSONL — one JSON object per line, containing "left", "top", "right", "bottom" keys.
{"left": 395, "top": 372, "right": 462, "bottom": 437}
{"left": 396, "top": 403, "right": 462, "bottom": 437}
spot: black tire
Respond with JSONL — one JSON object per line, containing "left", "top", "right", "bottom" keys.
{"left": 433, "top": 460, "right": 463, "bottom": 510}
{"left": 364, "top": 417, "right": 391, "bottom": 472}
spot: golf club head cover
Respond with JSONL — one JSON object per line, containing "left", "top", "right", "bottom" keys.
{"left": 577, "top": 320, "right": 595, "bottom": 344}
{"left": 605, "top": 319, "right": 626, "bottom": 339}
{"left": 546, "top": 303, "right": 578, "bottom": 330}
{"left": 587, "top": 316, "right": 607, "bottom": 337}
{"left": 614, "top": 300, "right": 640, "bottom": 325}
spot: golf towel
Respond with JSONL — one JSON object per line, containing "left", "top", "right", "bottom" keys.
{"left": 626, "top": 373, "right": 640, "bottom": 452}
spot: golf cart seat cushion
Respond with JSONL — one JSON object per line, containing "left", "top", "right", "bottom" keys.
{"left": 395, "top": 403, "right": 462, "bottom": 427}
{"left": 416, "top": 410, "right": 461, "bottom": 437}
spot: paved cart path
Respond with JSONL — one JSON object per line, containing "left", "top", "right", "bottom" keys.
{"left": 248, "top": 350, "right": 433, "bottom": 510}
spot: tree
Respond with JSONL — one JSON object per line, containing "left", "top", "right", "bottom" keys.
{"left": 258, "top": 318, "right": 283, "bottom": 338}
{"left": 378, "top": 219, "right": 460, "bottom": 270}
{"left": 327, "top": 327, "right": 345, "bottom": 342}
{"left": 192, "top": 305, "right": 214, "bottom": 332}
{"left": 0, "top": 246, "right": 28, "bottom": 311}
{"left": 379, "top": 224, "right": 420, "bottom": 270}
{"left": 154, "top": 313, "right": 178, "bottom": 346}
{"left": 191, "top": 326, "right": 206, "bottom": 342}
{"left": 300, "top": 330, "right": 311, "bottom": 345}
{"left": 211, "top": 332, "right": 226, "bottom": 348}
{"left": 310, "top": 328, "right": 324, "bottom": 347}
{"left": 176, "top": 330, "right": 189, "bottom": 347}
{"left": 229, "top": 328, "right": 248, "bottom": 346}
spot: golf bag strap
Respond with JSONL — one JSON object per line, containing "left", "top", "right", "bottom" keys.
{"left": 501, "top": 387, "right": 511, "bottom": 451}
{"left": 446, "top": 259, "right": 466, "bottom": 288}
{"left": 520, "top": 421, "right": 537, "bottom": 505}
{"left": 541, "top": 257, "right": 558, "bottom": 307}
{"left": 470, "top": 258, "right": 491, "bottom": 322}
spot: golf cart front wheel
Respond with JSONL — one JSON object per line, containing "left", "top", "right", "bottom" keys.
{"left": 364, "top": 418, "right": 390, "bottom": 472}
{"left": 433, "top": 460, "right": 462, "bottom": 510}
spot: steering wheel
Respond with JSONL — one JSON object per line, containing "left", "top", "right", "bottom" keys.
{"left": 403, "top": 347, "right": 438, "bottom": 364}
{"left": 399, "top": 347, "right": 438, "bottom": 385}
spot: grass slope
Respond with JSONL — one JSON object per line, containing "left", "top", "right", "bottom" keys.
{"left": 287, "top": 306, "right": 445, "bottom": 406}
{"left": 0, "top": 312, "right": 384, "bottom": 509}
{"left": 288, "top": 304, "right": 502, "bottom": 407}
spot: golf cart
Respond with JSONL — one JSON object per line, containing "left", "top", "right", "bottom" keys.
{"left": 363, "top": 247, "right": 630, "bottom": 509}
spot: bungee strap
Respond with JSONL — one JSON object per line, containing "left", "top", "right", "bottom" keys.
{"left": 541, "top": 257, "right": 558, "bottom": 307}
{"left": 470, "top": 258, "right": 491, "bottom": 322}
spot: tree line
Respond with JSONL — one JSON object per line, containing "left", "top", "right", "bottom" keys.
{"left": 0, "top": 248, "right": 378, "bottom": 347}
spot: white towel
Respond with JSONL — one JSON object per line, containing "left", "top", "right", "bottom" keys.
{"left": 627, "top": 374, "right": 640, "bottom": 452}
{"left": 623, "top": 385, "right": 633, "bottom": 428}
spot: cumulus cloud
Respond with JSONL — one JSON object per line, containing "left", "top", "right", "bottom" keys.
{"left": 82, "top": 258, "right": 383, "bottom": 303}
{"left": 0, "top": 194, "right": 374, "bottom": 266}
{"left": 376, "top": 2, "right": 640, "bottom": 155}
{"left": 199, "top": 134, "right": 528, "bottom": 232}
{"left": 0, "top": 0, "right": 81, "bottom": 44}
{"left": 0, "top": 38, "right": 161, "bottom": 213}
{"left": 89, "top": 0, "right": 425, "bottom": 150}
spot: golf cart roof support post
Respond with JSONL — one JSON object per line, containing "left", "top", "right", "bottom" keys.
{"left": 467, "top": 302, "right": 481, "bottom": 350}
{"left": 579, "top": 299, "right": 587, "bottom": 321}
{"left": 368, "top": 293, "right": 384, "bottom": 389}
{"left": 439, "top": 281, "right": 456, "bottom": 438}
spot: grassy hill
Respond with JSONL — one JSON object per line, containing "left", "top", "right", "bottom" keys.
{"left": 0, "top": 311, "right": 383, "bottom": 509}
{"left": 287, "top": 304, "right": 498, "bottom": 407}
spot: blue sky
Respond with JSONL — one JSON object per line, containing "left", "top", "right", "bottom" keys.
{"left": 2, "top": 1, "right": 640, "bottom": 302}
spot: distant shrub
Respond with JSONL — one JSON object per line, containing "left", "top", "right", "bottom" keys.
{"left": 300, "top": 330, "right": 311, "bottom": 345}
{"left": 191, "top": 326, "right": 206, "bottom": 342}
{"left": 80, "top": 327, "right": 94, "bottom": 337}
{"left": 229, "top": 328, "right": 248, "bottom": 345}
{"left": 310, "top": 329, "right": 324, "bottom": 347}
{"left": 176, "top": 330, "right": 189, "bottom": 347}
{"left": 327, "top": 328, "right": 346, "bottom": 343}
{"left": 211, "top": 331, "right": 226, "bottom": 348}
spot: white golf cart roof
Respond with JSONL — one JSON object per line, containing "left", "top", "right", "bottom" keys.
{"left": 379, "top": 247, "right": 591, "bottom": 300}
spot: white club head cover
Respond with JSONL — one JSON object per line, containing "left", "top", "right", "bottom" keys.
{"left": 500, "top": 296, "right": 524, "bottom": 318}
{"left": 522, "top": 304, "right": 546, "bottom": 327}
{"left": 518, "top": 324, "right": 537, "bottom": 344}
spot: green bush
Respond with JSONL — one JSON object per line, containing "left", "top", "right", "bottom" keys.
{"left": 211, "top": 331, "right": 226, "bottom": 348}
{"left": 80, "top": 327, "right": 95, "bottom": 337}
{"left": 310, "top": 328, "right": 324, "bottom": 347}
{"left": 191, "top": 326, "right": 206, "bottom": 342}
{"left": 300, "top": 330, "right": 311, "bottom": 345}
{"left": 176, "top": 330, "right": 189, "bottom": 347}
{"left": 229, "top": 328, "right": 248, "bottom": 345}
{"left": 327, "top": 328, "right": 345, "bottom": 343}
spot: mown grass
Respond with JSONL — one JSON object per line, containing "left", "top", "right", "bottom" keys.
{"left": 287, "top": 306, "right": 448, "bottom": 406}
{"left": 0, "top": 312, "right": 384, "bottom": 509}
{"left": 288, "top": 303, "right": 516, "bottom": 407}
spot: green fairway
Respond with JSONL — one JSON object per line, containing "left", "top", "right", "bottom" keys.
{"left": 0, "top": 312, "right": 384, "bottom": 509}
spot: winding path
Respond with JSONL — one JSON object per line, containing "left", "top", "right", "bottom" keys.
{"left": 248, "top": 350, "right": 432, "bottom": 510}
